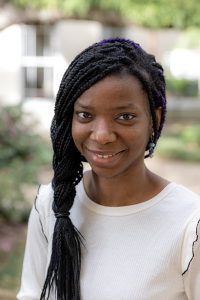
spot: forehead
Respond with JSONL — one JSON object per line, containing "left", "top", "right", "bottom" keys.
{"left": 74, "top": 74, "right": 148, "bottom": 111}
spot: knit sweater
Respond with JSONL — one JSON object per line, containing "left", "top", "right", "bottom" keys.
{"left": 17, "top": 177, "right": 200, "bottom": 300}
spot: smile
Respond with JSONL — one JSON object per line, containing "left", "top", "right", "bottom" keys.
{"left": 86, "top": 148, "right": 125, "bottom": 165}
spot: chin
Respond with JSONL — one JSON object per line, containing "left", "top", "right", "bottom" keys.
{"left": 89, "top": 163, "right": 129, "bottom": 180}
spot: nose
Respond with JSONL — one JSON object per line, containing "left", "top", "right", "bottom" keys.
{"left": 90, "top": 119, "right": 117, "bottom": 144}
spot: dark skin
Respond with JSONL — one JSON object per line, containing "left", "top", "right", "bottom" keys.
{"left": 72, "top": 74, "right": 169, "bottom": 207}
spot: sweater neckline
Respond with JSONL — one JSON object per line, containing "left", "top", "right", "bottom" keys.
{"left": 76, "top": 177, "right": 178, "bottom": 216}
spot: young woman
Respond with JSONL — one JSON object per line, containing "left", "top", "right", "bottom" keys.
{"left": 17, "top": 38, "right": 200, "bottom": 300}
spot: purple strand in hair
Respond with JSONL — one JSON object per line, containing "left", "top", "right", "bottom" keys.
{"left": 158, "top": 69, "right": 166, "bottom": 84}
{"left": 98, "top": 38, "right": 142, "bottom": 49}
{"left": 155, "top": 93, "right": 166, "bottom": 141}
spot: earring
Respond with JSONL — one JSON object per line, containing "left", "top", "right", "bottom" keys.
{"left": 148, "top": 133, "right": 155, "bottom": 158}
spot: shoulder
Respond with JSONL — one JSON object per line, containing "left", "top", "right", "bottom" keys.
{"left": 166, "top": 183, "right": 200, "bottom": 210}
{"left": 34, "top": 182, "right": 54, "bottom": 214}
{"left": 175, "top": 184, "right": 200, "bottom": 199}
{"left": 34, "top": 182, "right": 54, "bottom": 241}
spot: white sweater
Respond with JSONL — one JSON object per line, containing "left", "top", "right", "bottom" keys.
{"left": 17, "top": 179, "right": 200, "bottom": 300}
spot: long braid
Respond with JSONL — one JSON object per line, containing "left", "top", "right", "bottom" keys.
{"left": 41, "top": 38, "right": 167, "bottom": 300}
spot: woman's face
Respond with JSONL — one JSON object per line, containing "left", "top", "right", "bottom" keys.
{"left": 72, "top": 74, "right": 155, "bottom": 178}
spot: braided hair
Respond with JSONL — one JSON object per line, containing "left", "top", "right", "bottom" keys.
{"left": 40, "top": 38, "right": 167, "bottom": 300}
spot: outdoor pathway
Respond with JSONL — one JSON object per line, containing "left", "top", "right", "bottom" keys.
{"left": 145, "top": 156, "right": 200, "bottom": 195}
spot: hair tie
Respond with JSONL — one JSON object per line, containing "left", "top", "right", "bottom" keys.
{"left": 55, "top": 212, "right": 70, "bottom": 219}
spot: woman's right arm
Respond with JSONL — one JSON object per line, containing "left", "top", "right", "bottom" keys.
{"left": 16, "top": 196, "right": 48, "bottom": 300}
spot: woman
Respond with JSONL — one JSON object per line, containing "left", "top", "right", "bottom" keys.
{"left": 17, "top": 38, "right": 200, "bottom": 300}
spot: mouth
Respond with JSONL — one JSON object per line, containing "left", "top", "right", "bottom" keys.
{"left": 86, "top": 148, "right": 125, "bottom": 165}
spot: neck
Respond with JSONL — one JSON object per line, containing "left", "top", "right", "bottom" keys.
{"left": 83, "top": 162, "right": 168, "bottom": 207}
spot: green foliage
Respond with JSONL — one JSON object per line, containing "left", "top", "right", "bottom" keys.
{"left": 0, "top": 227, "right": 26, "bottom": 300}
{"left": 156, "top": 124, "right": 200, "bottom": 162}
{"left": 173, "top": 27, "right": 200, "bottom": 49}
{"left": 0, "top": 105, "right": 53, "bottom": 222}
{"left": 180, "top": 124, "right": 200, "bottom": 145}
{"left": 166, "top": 78, "right": 198, "bottom": 97}
{"left": 0, "top": 239, "right": 25, "bottom": 293}
{"left": 11, "top": 0, "right": 200, "bottom": 29}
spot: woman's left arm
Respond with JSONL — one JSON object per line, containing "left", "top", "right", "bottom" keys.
{"left": 16, "top": 194, "right": 49, "bottom": 300}
{"left": 182, "top": 210, "right": 200, "bottom": 299}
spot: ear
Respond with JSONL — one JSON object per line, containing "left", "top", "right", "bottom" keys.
{"left": 155, "top": 107, "right": 162, "bottom": 129}
{"left": 150, "top": 107, "right": 162, "bottom": 135}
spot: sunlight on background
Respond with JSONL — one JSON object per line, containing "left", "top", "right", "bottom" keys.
{"left": 170, "top": 49, "right": 200, "bottom": 80}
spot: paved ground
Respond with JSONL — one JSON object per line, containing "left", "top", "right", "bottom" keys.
{"left": 145, "top": 157, "right": 200, "bottom": 195}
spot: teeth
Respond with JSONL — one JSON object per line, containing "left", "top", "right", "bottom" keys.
{"left": 95, "top": 153, "right": 117, "bottom": 158}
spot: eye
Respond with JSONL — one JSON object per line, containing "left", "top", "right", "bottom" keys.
{"left": 118, "top": 114, "right": 135, "bottom": 120}
{"left": 77, "top": 112, "right": 92, "bottom": 119}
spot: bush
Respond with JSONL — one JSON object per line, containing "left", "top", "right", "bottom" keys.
{"left": 180, "top": 124, "right": 200, "bottom": 145}
{"left": 0, "top": 105, "right": 53, "bottom": 222}
{"left": 156, "top": 124, "right": 200, "bottom": 162}
{"left": 166, "top": 78, "right": 198, "bottom": 97}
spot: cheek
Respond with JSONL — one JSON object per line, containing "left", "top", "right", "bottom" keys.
{"left": 72, "top": 117, "right": 87, "bottom": 152}
{"left": 124, "top": 121, "right": 150, "bottom": 149}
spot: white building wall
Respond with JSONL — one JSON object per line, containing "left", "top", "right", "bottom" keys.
{"left": 0, "top": 24, "right": 22, "bottom": 105}
{"left": 157, "top": 28, "right": 180, "bottom": 62}
{"left": 54, "top": 20, "right": 103, "bottom": 65}
{"left": 125, "top": 25, "right": 150, "bottom": 54}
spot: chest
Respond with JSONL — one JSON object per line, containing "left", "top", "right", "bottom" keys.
{"left": 78, "top": 218, "right": 186, "bottom": 300}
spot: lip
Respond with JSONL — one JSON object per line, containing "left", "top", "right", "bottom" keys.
{"left": 86, "top": 148, "right": 125, "bottom": 165}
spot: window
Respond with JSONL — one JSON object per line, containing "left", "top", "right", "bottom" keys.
{"left": 23, "top": 67, "right": 53, "bottom": 98}
{"left": 22, "top": 24, "right": 55, "bottom": 99}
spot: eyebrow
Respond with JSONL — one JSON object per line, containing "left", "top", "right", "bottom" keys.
{"left": 111, "top": 104, "right": 139, "bottom": 111}
{"left": 75, "top": 102, "right": 139, "bottom": 110}
{"left": 75, "top": 102, "right": 93, "bottom": 109}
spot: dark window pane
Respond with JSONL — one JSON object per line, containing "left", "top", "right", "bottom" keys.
{"left": 36, "top": 34, "right": 44, "bottom": 56}
{"left": 37, "top": 68, "right": 44, "bottom": 89}
{"left": 25, "top": 67, "right": 37, "bottom": 88}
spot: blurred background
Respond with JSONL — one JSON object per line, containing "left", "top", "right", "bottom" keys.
{"left": 0, "top": 0, "right": 200, "bottom": 299}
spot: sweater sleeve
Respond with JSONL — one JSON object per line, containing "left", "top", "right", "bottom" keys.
{"left": 182, "top": 210, "right": 200, "bottom": 300}
{"left": 16, "top": 186, "right": 49, "bottom": 300}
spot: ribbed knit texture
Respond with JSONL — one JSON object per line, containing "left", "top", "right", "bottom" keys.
{"left": 17, "top": 177, "right": 200, "bottom": 300}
